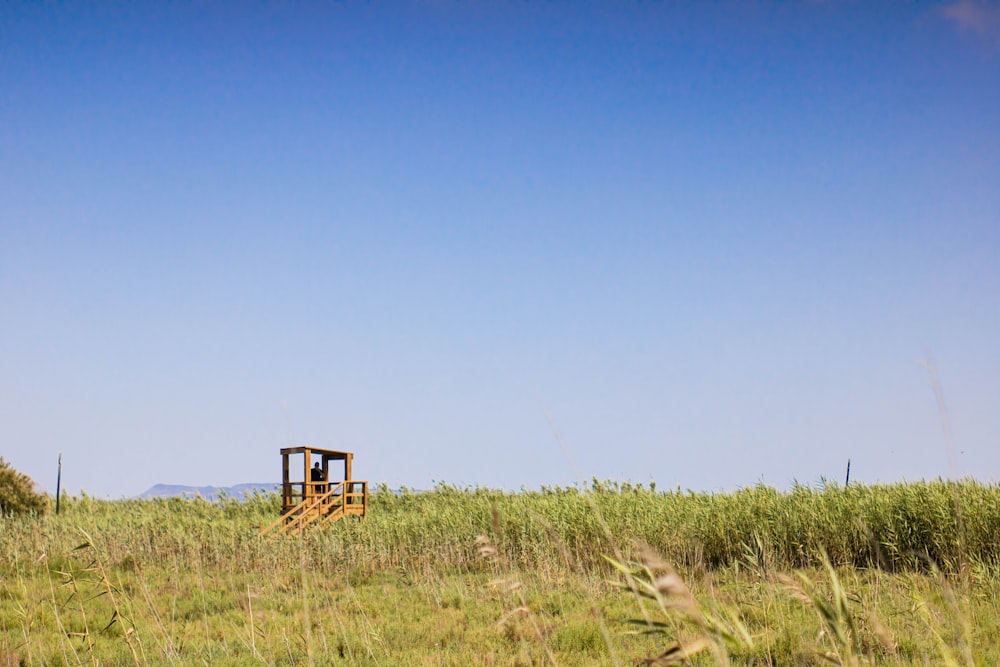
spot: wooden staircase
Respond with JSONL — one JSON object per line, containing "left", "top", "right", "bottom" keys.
{"left": 260, "top": 480, "right": 368, "bottom": 536}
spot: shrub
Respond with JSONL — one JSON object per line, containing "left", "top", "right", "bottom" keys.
{"left": 0, "top": 457, "right": 48, "bottom": 515}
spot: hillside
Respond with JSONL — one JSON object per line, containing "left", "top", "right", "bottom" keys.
{"left": 138, "top": 482, "right": 278, "bottom": 501}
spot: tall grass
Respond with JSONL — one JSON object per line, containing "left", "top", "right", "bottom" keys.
{"left": 2, "top": 480, "right": 999, "bottom": 665}
{"left": 3, "top": 479, "right": 997, "bottom": 577}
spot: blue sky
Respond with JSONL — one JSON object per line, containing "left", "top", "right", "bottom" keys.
{"left": 2, "top": 1, "right": 998, "bottom": 497}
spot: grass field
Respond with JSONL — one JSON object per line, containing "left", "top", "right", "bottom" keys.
{"left": 2, "top": 480, "right": 999, "bottom": 665}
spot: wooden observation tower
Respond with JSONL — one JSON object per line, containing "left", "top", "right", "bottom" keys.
{"left": 259, "top": 446, "right": 368, "bottom": 536}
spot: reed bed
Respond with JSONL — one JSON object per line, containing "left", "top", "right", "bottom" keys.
{"left": 2, "top": 480, "right": 999, "bottom": 665}
{"left": 3, "top": 479, "right": 997, "bottom": 577}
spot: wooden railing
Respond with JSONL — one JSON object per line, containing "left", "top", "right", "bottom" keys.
{"left": 260, "top": 480, "right": 368, "bottom": 537}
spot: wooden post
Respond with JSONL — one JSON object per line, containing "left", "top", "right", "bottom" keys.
{"left": 345, "top": 454, "right": 354, "bottom": 505}
{"left": 55, "top": 453, "right": 62, "bottom": 515}
{"left": 304, "top": 449, "right": 311, "bottom": 499}
{"left": 845, "top": 459, "right": 851, "bottom": 487}
{"left": 282, "top": 452, "right": 289, "bottom": 507}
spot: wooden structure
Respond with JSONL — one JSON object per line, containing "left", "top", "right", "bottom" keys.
{"left": 259, "top": 446, "right": 368, "bottom": 536}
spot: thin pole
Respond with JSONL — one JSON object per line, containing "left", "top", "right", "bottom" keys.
{"left": 56, "top": 453, "right": 63, "bottom": 515}
{"left": 844, "top": 458, "right": 851, "bottom": 487}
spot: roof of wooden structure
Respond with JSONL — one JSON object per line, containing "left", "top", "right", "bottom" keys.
{"left": 280, "top": 446, "right": 353, "bottom": 460}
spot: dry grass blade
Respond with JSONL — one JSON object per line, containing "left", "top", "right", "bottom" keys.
{"left": 781, "top": 549, "right": 865, "bottom": 666}
{"left": 607, "top": 545, "right": 753, "bottom": 666}
{"left": 476, "top": 534, "right": 498, "bottom": 560}
{"left": 640, "top": 637, "right": 710, "bottom": 665}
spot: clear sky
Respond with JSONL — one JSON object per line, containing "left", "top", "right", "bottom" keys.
{"left": 2, "top": 1, "right": 998, "bottom": 498}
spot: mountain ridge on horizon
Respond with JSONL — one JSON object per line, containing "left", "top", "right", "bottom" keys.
{"left": 139, "top": 482, "right": 279, "bottom": 501}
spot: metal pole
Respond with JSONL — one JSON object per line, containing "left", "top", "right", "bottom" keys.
{"left": 56, "top": 453, "right": 63, "bottom": 515}
{"left": 845, "top": 458, "right": 851, "bottom": 487}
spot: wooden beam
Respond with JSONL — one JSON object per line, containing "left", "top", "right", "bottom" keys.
{"left": 304, "top": 449, "right": 311, "bottom": 499}
{"left": 282, "top": 452, "right": 290, "bottom": 508}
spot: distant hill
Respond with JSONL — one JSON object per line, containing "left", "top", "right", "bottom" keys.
{"left": 139, "top": 483, "right": 279, "bottom": 501}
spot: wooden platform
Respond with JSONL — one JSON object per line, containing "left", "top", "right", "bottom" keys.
{"left": 259, "top": 446, "right": 368, "bottom": 536}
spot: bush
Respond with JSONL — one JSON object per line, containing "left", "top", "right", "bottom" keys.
{"left": 0, "top": 457, "right": 48, "bottom": 515}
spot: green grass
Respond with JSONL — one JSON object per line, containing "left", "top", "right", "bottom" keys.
{"left": 1, "top": 480, "right": 999, "bottom": 665}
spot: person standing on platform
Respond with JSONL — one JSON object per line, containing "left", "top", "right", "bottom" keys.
{"left": 311, "top": 461, "right": 326, "bottom": 494}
